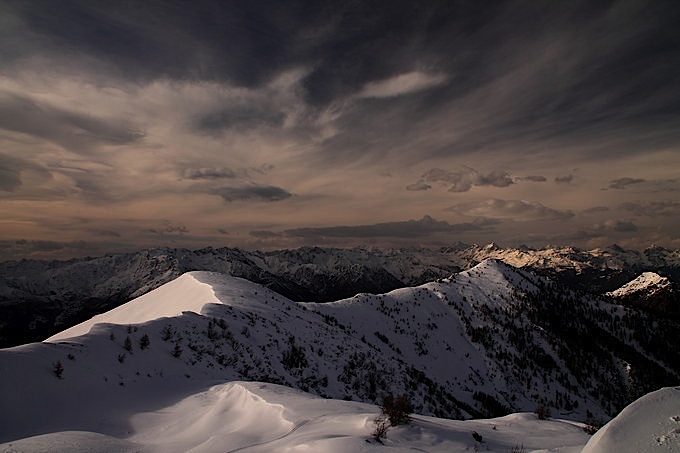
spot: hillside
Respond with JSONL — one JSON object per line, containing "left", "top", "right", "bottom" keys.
{"left": 2, "top": 261, "right": 678, "bottom": 450}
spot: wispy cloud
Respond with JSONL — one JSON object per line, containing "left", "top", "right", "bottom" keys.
{"left": 0, "top": 91, "right": 144, "bottom": 153}
{"left": 0, "top": 1, "right": 678, "bottom": 255}
{"left": 357, "top": 72, "right": 448, "bottom": 99}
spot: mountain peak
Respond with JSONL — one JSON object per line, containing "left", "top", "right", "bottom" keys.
{"left": 607, "top": 272, "right": 671, "bottom": 298}
{"left": 47, "top": 272, "right": 286, "bottom": 342}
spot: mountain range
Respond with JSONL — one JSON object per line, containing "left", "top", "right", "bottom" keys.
{"left": 1, "top": 243, "right": 679, "bottom": 348}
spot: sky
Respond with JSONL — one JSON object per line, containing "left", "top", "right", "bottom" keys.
{"left": 0, "top": 0, "right": 679, "bottom": 260}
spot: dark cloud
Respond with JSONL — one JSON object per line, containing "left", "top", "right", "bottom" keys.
{"left": 583, "top": 206, "right": 610, "bottom": 214}
{"left": 607, "top": 220, "right": 637, "bottom": 232}
{"left": 414, "top": 166, "right": 514, "bottom": 193}
{"left": 183, "top": 167, "right": 236, "bottom": 180}
{"left": 0, "top": 91, "right": 144, "bottom": 153}
{"left": 405, "top": 182, "right": 431, "bottom": 191}
{"left": 609, "top": 177, "right": 645, "bottom": 189}
{"left": 620, "top": 201, "right": 680, "bottom": 217}
{"left": 421, "top": 168, "right": 476, "bottom": 192}
{"left": 285, "top": 215, "right": 490, "bottom": 239}
{"left": 477, "top": 171, "right": 514, "bottom": 188}
{"left": 448, "top": 199, "right": 574, "bottom": 221}
{"left": 518, "top": 175, "right": 547, "bottom": 182}
{"left": 147, "top": 223, "right": 189, "bottom": 235}
{"left": 2, "top": 1, "right": 679, "bottom": 166}
{"left": 555, "top": 174, "right": 574, "bottom": 184}
{"left": 213, "top": 185, "right": 292, "bottom": 202}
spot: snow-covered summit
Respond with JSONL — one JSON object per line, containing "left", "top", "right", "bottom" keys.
{"left": 48, "top": 272, "right": 285, "bottom": 342}
{"left": 607, "top": 272, "right": 671, "bottom": 298}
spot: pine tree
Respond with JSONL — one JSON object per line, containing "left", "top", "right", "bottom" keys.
{"left": 139, "top": 334, "right": 150, "bottom": 350}
{"left": 53, "top": 361, "right": 64, "bottom": 379}
{"left": 124, "top": 336, "right": 133, "bottom": 352}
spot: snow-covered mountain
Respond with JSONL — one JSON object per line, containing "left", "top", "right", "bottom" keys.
{"left": 607, "top": 272, "right": 679, "bottom": 318}
{"left": 2, "top": 243, "right": 680, "bottom": 348}
{"left": 2, "top": 261, "right": 678, "bottom": 451}
{"left": 608, "top": 272, "right": 672, "bottom": 298}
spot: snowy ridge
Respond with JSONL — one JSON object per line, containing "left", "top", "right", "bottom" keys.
{"left": 2, "top": 243, "right": 680, "bottom": 348}
{"left": 607, "top": 272, "right": 671, "bottom": 298}
{"left": 48, "top": 272, "right": 221, "bottom": 341}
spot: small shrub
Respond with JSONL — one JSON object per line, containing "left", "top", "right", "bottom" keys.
{"left": 117, "top": 353, "right": 126, "bottom": 363}
{"left": 472, "top": 431, "right": 482, "bottom": 442}
{"left": 172, "top": 343, "right": 182, "bottom": 358}
{"left": 535, "top": 405, "right": 551, "bottom": 420}
{"left": 381, "top": 394, "right": 413, "bottom": 426}
{"left": 583, "top": 419, "right": 602, "bottom": 435}
{"left": 372, "top": 414, "right": 390, "bottom": 443}
{"left": 510, "top": 444, "right": 526, "bottom": 453}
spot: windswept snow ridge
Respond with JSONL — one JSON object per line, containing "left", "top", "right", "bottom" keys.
{"left": 47, "top": 272, "right": 278, "bottom": 342}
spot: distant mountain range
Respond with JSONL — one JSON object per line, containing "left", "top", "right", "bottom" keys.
{"left": 1, "top": 243, "right": 679, "bottom": 348}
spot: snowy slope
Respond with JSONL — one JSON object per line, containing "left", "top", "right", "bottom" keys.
{"left": 0, "top": 381, "right": 591, "bottom": 453}
{"left": 47, "top": 272, "right": 221, "bottom": 341}
{"left": 606, "top": 271, "right": 679, "bottom": 317}
{"left": 607, "top": 272, "right": 671, "bottom": 298}
{"left": 0, "top": 266, "right": 599, "bottom": 452}
{"left": 582, "top": 386, "right": 680, "bottom": 453}
{"left": 1, "top": 261, "right": 678, "bottom": 451}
